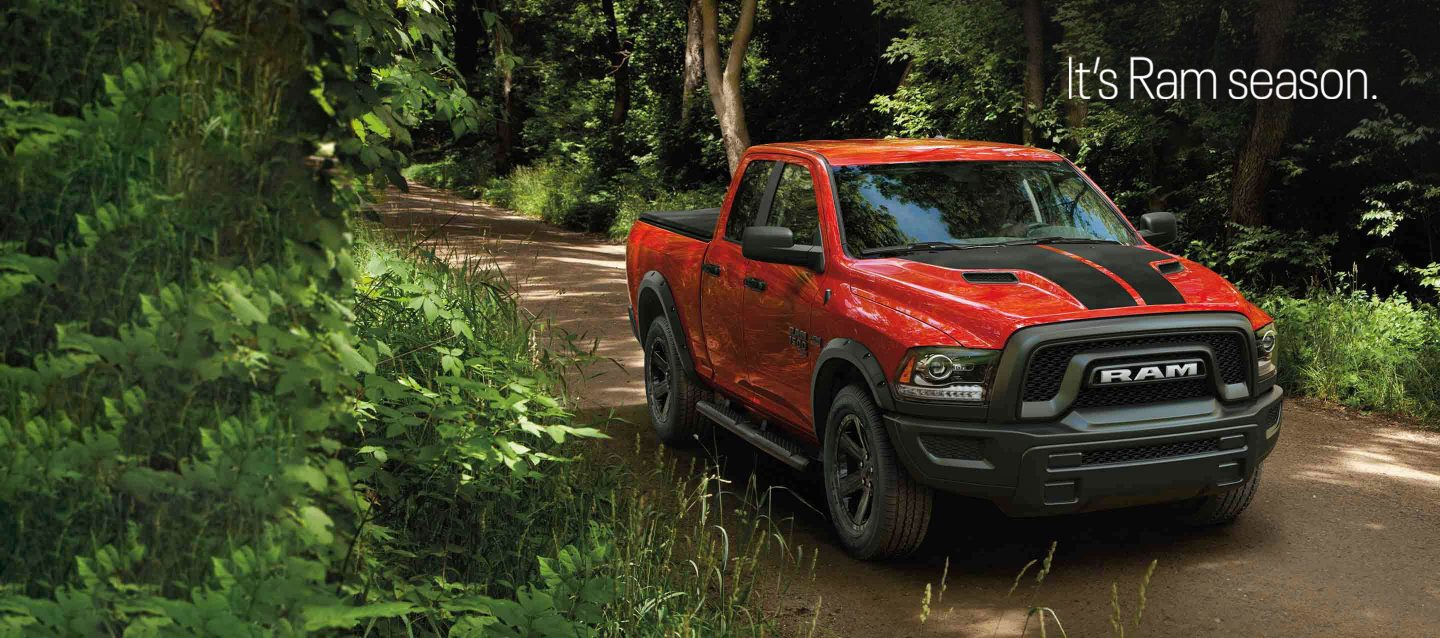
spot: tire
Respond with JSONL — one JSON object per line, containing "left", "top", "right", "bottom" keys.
{"left": 1175, "top": 463, "right": 1264, "bottom": 526}
{"left": 822, "top": 385, "right": 933, "bottom": 560}
{"left": 643, "top": 316, "right": 709, "bottom": 446}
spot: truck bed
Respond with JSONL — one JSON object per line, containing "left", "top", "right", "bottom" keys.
{"left": 637, "top": 207, "right": 720, "bottom": 242}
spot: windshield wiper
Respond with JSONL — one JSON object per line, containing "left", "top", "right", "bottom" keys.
{"left": 858, "top": 241, "right": 976, "bottom": 257}
{"left": 1001, "top": 237, "right": 1122, "bottom": 246}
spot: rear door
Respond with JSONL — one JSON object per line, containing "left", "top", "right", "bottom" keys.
{"left": 700, "top": 158, "right": 776, "bottom": 396}
{"left": 740, "top": 159, "right": 828, "bottom": 432}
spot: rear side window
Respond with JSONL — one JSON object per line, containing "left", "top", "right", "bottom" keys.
{"left": 724, "top": 160, "right": 774, "bottom": 241}
{"left": 765, "top": 162, "right": 821, "bottom": 247}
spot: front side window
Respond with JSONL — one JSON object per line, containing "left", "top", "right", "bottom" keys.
{"left": 724, "top": 160, "right": 774, "bottom": 241}
{"left": 834, "top": 161, "right": 1137, "bottom": 255}
{"left": 765, "top": 162, "right": 821, "bottom": 247}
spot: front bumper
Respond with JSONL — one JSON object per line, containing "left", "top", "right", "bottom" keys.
{"left": 884, "top": 386, "right": 1284, "bottom": 516}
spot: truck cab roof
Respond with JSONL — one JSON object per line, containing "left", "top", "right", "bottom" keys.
{"left": 756, "top": 138, "right": 1064, "bottom": 166}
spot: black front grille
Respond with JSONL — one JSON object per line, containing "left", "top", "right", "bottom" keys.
{"left": 1022, "top": 332, "right": 1248, "bottom": 402}
{"left": 1071, "top": 379, "right": 1213, "bottom": 409}
{"left": 919, "top": 435, "right": 984, "bottom": 460}
{"left": 1081, "top": 438, "right": 1220, "bottom": 466}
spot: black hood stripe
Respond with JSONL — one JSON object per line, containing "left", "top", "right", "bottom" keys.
{"left": 900, "top": 245, "right": 1138, "bottom": 309}
{"left": 1053, "top": 244, "right": 1186, "bottom": 306}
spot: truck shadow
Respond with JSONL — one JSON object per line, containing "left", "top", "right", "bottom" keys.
{"left": 575, "top": 403, "right": 1242, "bottom": 576}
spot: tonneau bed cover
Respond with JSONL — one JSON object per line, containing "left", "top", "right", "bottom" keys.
{"left": 637, "top": 208, "right": 719, "bottom": 242}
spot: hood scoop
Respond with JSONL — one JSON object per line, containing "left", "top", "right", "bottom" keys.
{"left": 963, "top": 271, "right": 1020, "bottom": 284}
{"left": 1155, "top": 260, "right": 1185, "bottom": 275}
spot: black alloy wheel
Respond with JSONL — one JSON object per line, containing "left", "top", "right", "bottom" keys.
{"left": 646, "top": 334, "right": 673, "bottom": 424}
{"left": 832, "top": 413, "right": 875, "bottom": 530}
{"left": 642, "top": 317, "right": 708, "bottom": 446}
{"left": 822, "top": 385, "right": 933, "bottom": 559}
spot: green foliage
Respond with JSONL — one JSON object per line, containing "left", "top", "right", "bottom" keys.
{"left": 1, "top": 0, "right": 792, "bottom": 633}
{"left": 488, "top": 160, "right": 597, "bottom": 229}
{"left": 606, "top": 173, "right": 728, "bottom": 242}
{"left": 1340, "top": 55, "right": 1440, "bottom": 293}
{"left": 404, "top": 154, "right": 493, "bottom": 198}
{"left": 447, "top": 159, "right": 724, "bottom": 240}
{"left": 1260, "top": 287, "right": 1440, "bottom": 424}
{"left": 1185, "top": 224, "right": 1338, "bottom": 291}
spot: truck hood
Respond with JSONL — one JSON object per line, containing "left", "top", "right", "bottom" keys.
{"left": 845, "top": 243, "right": 1269, "bottom": 349}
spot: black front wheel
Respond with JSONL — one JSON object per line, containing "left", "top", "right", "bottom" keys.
{"left": 822, "top": 385, "right": 932, "bottom": 560}
{"left": 643, "top": 316, "right": 708, "bottom": 446}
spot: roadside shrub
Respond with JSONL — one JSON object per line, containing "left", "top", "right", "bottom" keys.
{"left": 607, "top": 174, "right": 728, "bottom": 242}
{"left": 482, "top": 161, "right": 726, "bottom": 239}
{"left": 403, "top": 153, "right": 492, "bottom": 198}
{"left": 487, "top": 160, "right": 595, "bottom": 228}
{"left": 1186, "top": 224, "right": 1338, "bottom": 292}
{"left": 1259, "top": 287, "right": 1440, "bottom": 424}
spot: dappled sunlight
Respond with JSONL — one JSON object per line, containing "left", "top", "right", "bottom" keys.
{"left": 1340, "top": 451, "right": 1440, "bottom": 486}
{"left": 1183, "top": 556, "right": 1255, "bottom": 572}
{"left": 377, "top": 183, "right": 646, "bottom": 410}
{"left": 1291, "top": 421, "right": 1440, "bottom": 491}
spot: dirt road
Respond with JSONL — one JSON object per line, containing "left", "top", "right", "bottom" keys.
{"left": 380, "top": 184, "right": 1440, "bottom": 637}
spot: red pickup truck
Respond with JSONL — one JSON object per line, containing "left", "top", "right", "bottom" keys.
{"left": 625, "top": 139, "right": 1282, "bottom": 559}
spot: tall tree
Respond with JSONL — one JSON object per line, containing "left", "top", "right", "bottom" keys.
{"left": 602, "top": 0, "right": 631, "bottom": 152}
{"left": 1228, "top": 0, "right": 1299, "bottom": 226}
{"left": 452, "top": 0, "right": 484, "bottom": 85}
{"left": 1021, "top": 0, "right": 1045, "bottom": 146}
{"left": 681, "top": 0, "right": 705, "bottom": 125}
{"left": 488, "top": 0, "right": 517, "bottom": 171}
{"left": 699, "top": 0, "right": 757, "bottom": 172}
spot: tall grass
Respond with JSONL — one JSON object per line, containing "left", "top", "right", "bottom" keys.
{"left": 347, "top": 236, "right": 802, "bottom": 634}
{"left": 0, "top": 1, "right": 798, "bottom": 633}
{"left": 1260, "top": 287, "right": 1440, "bottom": 424}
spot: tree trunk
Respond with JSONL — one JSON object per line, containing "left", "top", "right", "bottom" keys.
{"left": 1059, "top": 62, "right": 1087, "bottom": 130}
{"left": 700, "top": 0, "right": 756, "bottom": 173}
{"left": 602, "top": 0, "right": 630, "bottom": 151}
{"left": 490, "top": 2, "right": 514, "bottom": 172}
{"left": 680, "top": 0, "right": 704, "bottom": 125}
{"left": 1228, "top": 0, "right": 1299, "bottom": 227}
{"left": 452, "top": 0, "right": 483, "bottom": 86}
{"left": 1021, "top": 0, "right": 1045, "bottom": 146}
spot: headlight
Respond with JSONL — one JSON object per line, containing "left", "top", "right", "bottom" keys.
{"left": 895, "top": 347, "right": 999, "bottom": 403}
{"left": 1255, "top": 324, "right": 1277, "bottom": 377}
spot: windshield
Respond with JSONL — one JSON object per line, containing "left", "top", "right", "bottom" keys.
{"left": 834, "top": 161, "right": 1138, "bottom": 255}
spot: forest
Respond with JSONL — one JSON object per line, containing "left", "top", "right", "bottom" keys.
{"left": 410, "top": 0, "right": 1440, "bottom": 422}
{"left": 0, "top": 0, "right": 1437, "bottom": 635}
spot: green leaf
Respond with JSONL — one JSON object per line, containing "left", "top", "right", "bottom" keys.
{"left": 297, "top": 506, "right": 334, "bottom": 545}
{"left": 284, "top": 464, "right": 327, "bottom": 491}
{"left": 221, "top": 283, "right": 267, "bottom": 324}
{"left": 330, "top": 333, "right": 375, "bottom": 374}
{"left": 302, "top": 602, "right": 415, "bottom": 630}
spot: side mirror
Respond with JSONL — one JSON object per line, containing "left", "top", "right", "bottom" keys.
{"left": 741, "top": 226, "right": 824, "bottom": 271}
{"left": 1137, "top": 211, "right": 1178, "bottom": 248}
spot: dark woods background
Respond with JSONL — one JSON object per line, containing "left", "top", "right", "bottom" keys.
{"left": 427, "top": 0, "right": 1439, "bottom": 299}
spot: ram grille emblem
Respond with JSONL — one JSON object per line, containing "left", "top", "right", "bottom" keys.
{"left": 1090, "top": 359, "right": 1206, "bottom": 386}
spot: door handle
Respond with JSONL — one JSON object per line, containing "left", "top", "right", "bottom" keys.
{"left": 702, "top": 262, "right": 722, "bottom": 276}
{"left": 744, "top": 276, "right": 767, "bottom": 292}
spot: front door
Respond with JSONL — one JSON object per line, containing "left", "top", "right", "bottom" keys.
{"left": 740, "top": 160, "right": 827, "bottom": 432}
{"left": 700, "top": 158, "right": 775, "bottom": 397}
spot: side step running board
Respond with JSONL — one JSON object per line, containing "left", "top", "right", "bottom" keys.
{"left": 696, "top": 401, "right": 812, "bottom": 470}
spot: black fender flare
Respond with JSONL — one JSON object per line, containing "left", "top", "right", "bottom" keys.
{"left": 636, "top": 271, "right": 699, "bottom": 380}
{"left": 811, "top": 338, "right": 895, "bottom": 437}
